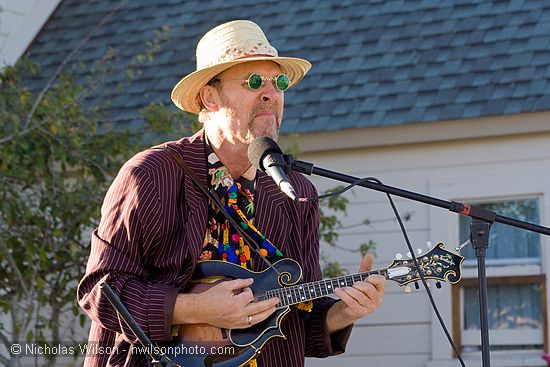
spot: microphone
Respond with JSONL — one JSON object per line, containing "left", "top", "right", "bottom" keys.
{"left": 248, "top": 137, "right": 297, "bottom": 201}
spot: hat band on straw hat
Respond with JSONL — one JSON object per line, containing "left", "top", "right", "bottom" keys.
{"left": 235, "top": 54, "right": 275, "bottom": 60}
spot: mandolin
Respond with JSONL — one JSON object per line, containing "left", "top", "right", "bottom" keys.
{"left": 159, "top": 242, "right": 464, "bottom": 367}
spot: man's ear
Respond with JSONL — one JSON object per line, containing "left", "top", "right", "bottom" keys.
{"left": 199, "top": 85, "right": 220, "bottom": 111}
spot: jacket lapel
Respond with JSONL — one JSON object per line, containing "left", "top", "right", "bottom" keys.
{"left": 181, "top": 131, "right": 208, "bottom": 215}
{"left": 178, "top": 130, "right": 208, "bottom": 258}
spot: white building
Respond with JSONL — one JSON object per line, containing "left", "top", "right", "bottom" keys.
{"left": 298, "top": 113, "right": 550, "bottom": 367}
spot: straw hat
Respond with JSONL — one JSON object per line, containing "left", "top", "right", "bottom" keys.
{"left": 171, "top": 20, "right": 311, "bottom": 114}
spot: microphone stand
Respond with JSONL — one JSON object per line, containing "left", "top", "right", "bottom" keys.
{"left": 286, "top": 156, "right": 550, "bottom": 367}
{"left": 99, "top": 283, "right": 179, "bottom": 367}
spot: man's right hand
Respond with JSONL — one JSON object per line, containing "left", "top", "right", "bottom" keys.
{"left": 172, "top": 278, "right": 280, "bottom": 329}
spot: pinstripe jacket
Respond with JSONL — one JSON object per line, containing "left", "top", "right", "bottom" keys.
{"left": 77, "top": 130, "right": 352, "bottom": 366}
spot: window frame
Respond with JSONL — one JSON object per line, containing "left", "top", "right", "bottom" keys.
{"left": 452, "top": 275, "right": 548, "bottom": 355}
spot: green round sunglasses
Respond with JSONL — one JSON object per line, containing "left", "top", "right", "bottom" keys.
{"left": 216, "top": 73, "right": 291, "bottom": 92}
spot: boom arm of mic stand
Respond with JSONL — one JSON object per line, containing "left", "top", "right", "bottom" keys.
{"left": 289, "top": 157, "right": 550, "bottom": 235}
{"left": 99, "top": 283, "right": 179, "bottom": 367}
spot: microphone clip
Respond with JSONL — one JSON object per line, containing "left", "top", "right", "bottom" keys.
{"left": 283, "top": 154, "right": 314, "bottom": 176}
{"left": 282, "top": 154, "right": 295, "bottom": 174}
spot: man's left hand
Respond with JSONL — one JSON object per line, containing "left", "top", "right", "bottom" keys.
{"left": 327, "top": 254, "right": 385, "bottom": 332}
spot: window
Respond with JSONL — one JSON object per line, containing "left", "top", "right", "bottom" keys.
{"left": 453, "top": 198, "right": 547, "bottom": 353}
{"left": 459, "top": 199, "right": 541, "bottom": 265}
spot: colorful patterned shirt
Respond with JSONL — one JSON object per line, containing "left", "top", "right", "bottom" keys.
{"left": 200, "top": 142, "right": 284, "bottom": 269}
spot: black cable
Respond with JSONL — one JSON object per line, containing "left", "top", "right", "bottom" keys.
{"left": 300, "top": 176, "right": 466, "bottom": 367}
{"left": 298, "top": 176, "right": 380, "bottom": 202}
{"left": 384, "top": 187, "right": 466, "bottom": 367}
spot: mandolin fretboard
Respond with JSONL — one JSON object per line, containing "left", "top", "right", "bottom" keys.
{"left": 258, "top": 269, "right": 390, "bottom": 307}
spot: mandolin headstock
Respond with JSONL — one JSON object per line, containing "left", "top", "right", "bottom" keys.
{"left": 387, "top": 243, "right": 464, "bottom": 287}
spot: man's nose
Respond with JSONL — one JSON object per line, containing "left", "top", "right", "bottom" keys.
{"left": 259, "top": 81, "right": 280, "bottom": 102}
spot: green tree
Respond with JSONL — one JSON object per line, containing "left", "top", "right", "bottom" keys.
{"left": 0, "top": 27, "right": 195, "bottom": 366}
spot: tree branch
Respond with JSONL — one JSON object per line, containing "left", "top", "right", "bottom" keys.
{"left": 0, "top": 236, "right": 29, "bottom": 298}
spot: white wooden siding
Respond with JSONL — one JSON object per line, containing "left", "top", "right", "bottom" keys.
{"left": 304, "top": 115, "right": 550, "bottom": 367}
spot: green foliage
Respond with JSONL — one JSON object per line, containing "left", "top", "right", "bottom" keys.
{"left": 321, "top": 258, "right": 348, "bottom": 279}
{"left": 0, "top": 27, "right": 195, "bottom": 364}
{"left": 1, "top": 64, "right": 79, "bottom": 359}
{"left": 359, "top": 240, "right": 377, "bottom": 257}
{"left": 0, "top": 59, "right": 141, "bottom": 365}
{"left": 141, "top": 101, "right": 200, "bottom": 137}
{"left": 317, "top": 185, "right": 368, "bottom": 277}
{"left": 319, "top": 185, "right": 349, "bottom": 247}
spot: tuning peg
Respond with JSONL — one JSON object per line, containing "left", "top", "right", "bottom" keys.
{"left": 436, "top": 282, "right": 442, "bottom": 289}
{"left": 404, "top": 285, "right": 412, "bottom": 293}
{"left": 426, "top": 241, "right": 432, "bottom": 249}
{"left": 406, "top": 251, "right": 412, "bottom": 258}
{"left": 414, "top": 282, "right": 419, "bottom": 290}
{"left": 456, "top": 239, "right": 471, "bottom": 252}
{"left": 416, "top": 248, "right": 422, "bottom": 255}
{"left": 395, "top": 253, "right": 403, "bottom": 260}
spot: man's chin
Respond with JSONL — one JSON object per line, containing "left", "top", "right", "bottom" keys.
{"left": 246, "top": 129, "right": 279, "bottom": 143}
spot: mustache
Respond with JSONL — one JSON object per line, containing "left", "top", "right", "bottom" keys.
{"left": 251, "top": 102, "right": 279, "bottom": 117}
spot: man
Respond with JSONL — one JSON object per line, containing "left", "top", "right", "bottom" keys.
{"left": 78, "top": 20, "right": 385, "bottom": 366}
